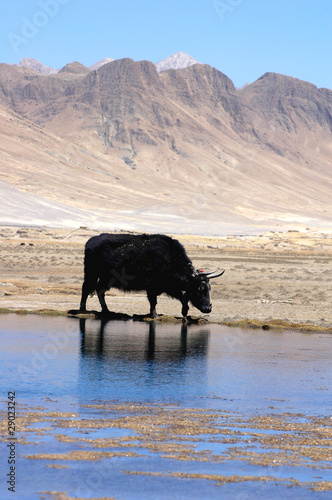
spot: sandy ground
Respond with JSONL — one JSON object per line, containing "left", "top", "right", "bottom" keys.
{"left": 0, "top": 225, "right": 331, "bottom": 329}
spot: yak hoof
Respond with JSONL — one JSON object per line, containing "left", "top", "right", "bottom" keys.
{"left": 101, "top": 309, "right": 111, "bottom": 316}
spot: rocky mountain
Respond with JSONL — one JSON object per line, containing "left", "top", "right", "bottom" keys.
{"left": 0, "top": 57, "right": 331, "bottom": 232}
{"left": 58, "top": 61, "right": 90, "bottom": 74}
{"left": 18, "top": 57, "right": 59, "bottom": 75}
{"left": 155, "top": 51, "right": 200, "bottom": 73}
{"left": 17, "top": 56, "right": 115, "bottom": 74}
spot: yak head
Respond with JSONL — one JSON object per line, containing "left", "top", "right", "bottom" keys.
{"left": 189, "top": 270, "right": 225, "bottom": 314}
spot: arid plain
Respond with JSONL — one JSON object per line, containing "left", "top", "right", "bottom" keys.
{"left": 1, "top": 225, "right": 331, "bottom": 330}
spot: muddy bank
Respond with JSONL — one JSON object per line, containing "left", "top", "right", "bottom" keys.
{"left": 0, "top": 225, "right": 331, "bottom": 329}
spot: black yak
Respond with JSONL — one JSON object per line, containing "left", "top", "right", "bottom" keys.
{"left": 79, "top": 233, "right": 224, "bottom": 318}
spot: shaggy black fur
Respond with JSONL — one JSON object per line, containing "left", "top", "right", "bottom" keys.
{"left": 79, "top": 233, "right": 213, "bottom": 318}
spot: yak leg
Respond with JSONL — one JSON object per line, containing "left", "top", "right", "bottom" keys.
{"left": 97, "top": 288, "right": 109, "bottom": 314}
{"left": 170, "top": 290, "right": 189, "bottom": 320}
{"left": 147, "top": 292, "right": 158, "bottom": 318}
{"left": 181, "top": 301, "right": 189, "bottom": 319}
{"left": 80, "top": 280, "right": 92, "bottom": 311}
{"left": 80, "top": 274, "right": 98, "bottom": 311}
{"left": 179, "top": 291, "right": 190, "bottom": 320}
{"left": 96, "top": 280, "right": 110, "bottom": 314}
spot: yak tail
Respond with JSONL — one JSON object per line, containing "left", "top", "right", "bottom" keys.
{"left": 83, "top": 247, "right": 99, "bottom": 296}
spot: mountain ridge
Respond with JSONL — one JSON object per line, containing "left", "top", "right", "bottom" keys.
{"left": 15, "top": 53, "right": 331, "bottom": 91}
{"left": 15, "top": 51, "right": 201, "bottom": 77}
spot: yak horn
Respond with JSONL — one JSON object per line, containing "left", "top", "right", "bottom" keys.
{"left": 198, "top": 269, "right": 225, "bottom": 279}
{"left": 208, "top": 270, "right": 225, "bottom": 279}
{"left": 197, "top": 269, "right": 216, "bottom": 277}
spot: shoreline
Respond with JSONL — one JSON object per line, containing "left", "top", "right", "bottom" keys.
{"left": 0, "top": 307, "right": 331, "bottom": 334}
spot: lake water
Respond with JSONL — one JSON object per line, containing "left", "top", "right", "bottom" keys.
{"left": 0, "top": 314, "right": 331, "bottom": 499}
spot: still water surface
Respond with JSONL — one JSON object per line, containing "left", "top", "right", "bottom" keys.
{"left": 0, "top": 314, "right": 331, "bottom": 499}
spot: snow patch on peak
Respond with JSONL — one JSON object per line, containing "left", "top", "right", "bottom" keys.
{"left": 18, "top": 58, "right": 59, "bottom": 75}
{"left": 155, "top": 52, "right": 200, "bottom": 73}
{"left": 89, "top": 57, "right": 115, "bottom": 71}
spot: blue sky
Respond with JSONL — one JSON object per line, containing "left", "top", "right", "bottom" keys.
{"left": 2, "top": 0, "right": 331, "bottom": 89}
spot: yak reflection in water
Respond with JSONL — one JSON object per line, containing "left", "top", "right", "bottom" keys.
{"left": 77, "top": 319, "right": 210, "bottom": 400}
{"left": 79, "top": 319, "right": 210, "bottom": 362}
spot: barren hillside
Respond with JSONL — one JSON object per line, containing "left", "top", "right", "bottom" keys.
{"left": 0, "top": 59, "right": 331, "bottom": 233}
